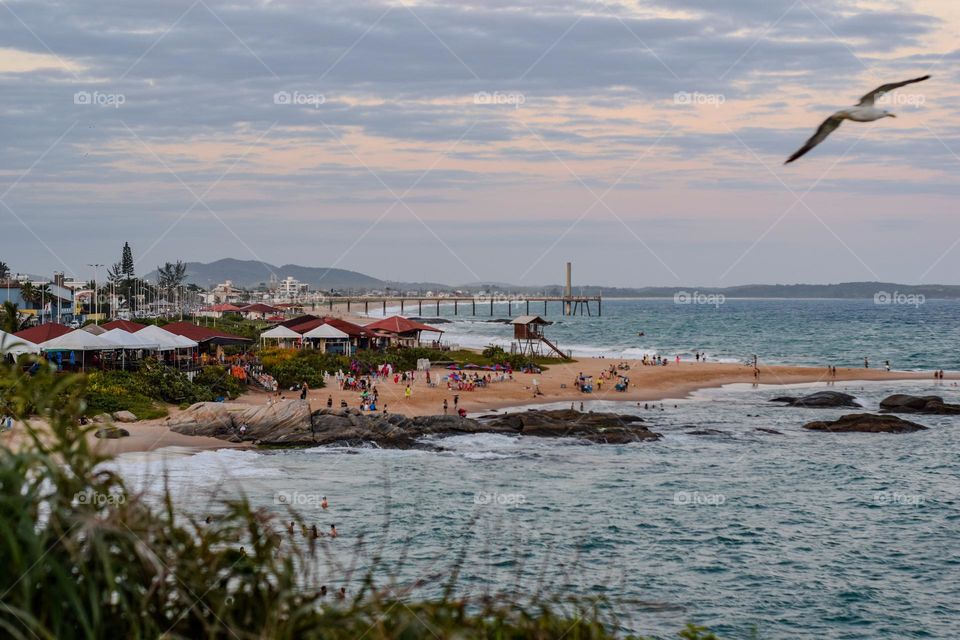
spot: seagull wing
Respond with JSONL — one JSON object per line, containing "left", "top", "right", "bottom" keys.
{"left": 857, "top": 75, "right": 930, "bottom": 106}
{"left": 784, "top": 114, "right": 845, "bottom": 164}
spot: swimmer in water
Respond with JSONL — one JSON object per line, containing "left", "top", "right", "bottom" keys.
{"left": 321, "top": 496, "right": 328, "bottom": 509}
{"left": 336, "top": 587, "right": 346, "bottom": 600}
{"left": 320, "top": 585, "right": 328, "bottom": 597}
{"left": 330, "top": 524, "right": 338, "bottom": 538}
{"left": 287, "top": 521, "right": 295, "bottom": 535}
{"left": 311, "top": 524, "right": 319, "bottom": 539}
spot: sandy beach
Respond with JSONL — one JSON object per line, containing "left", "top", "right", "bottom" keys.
{"left": 3, "top": 359, "right": 947, "bottom": 456}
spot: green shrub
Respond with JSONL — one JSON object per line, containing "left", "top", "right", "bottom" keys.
{"left": 193, "top": 365, "right": 246, "bottom": 400}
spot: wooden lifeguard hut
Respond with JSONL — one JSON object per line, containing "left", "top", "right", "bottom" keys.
{"left": 510, "top": 315, "right": 568, "bottom": 359}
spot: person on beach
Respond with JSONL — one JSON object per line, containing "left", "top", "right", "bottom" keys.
{"left": 327, "top": 395, "right": 333, "bottom": 409}
{"left": 404, "top": 385, "right": 412, "bottom": 400}
{"left": 453, "top": 395, "right": 460, "bottom": 409}
{"left": 300, "top": 382, "right": 309, "bottom": 400}
{"left": 457, "top": 407, "right": 467, "bottom": 418}
{"left": 443, "top": 399, "right": 448, "bottom": 414}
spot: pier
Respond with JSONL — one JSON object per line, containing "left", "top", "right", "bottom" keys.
{"left": 308, "top": 294, "right": 602, "bottom": 317}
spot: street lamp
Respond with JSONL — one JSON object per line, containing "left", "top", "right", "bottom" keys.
{"left": 87, "top": 263, "right": 103, "bottom": 324}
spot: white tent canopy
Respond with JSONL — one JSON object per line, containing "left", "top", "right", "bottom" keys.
{"left": 40, "top": 329, "right": 112, "bottom": 352}
{"left": 99, "top": 328, "right": 159, "bottom": 350}
{"left": 261, "top": 325, "right": 302, "bottom": 340}
{"left": 0, "top": 330, "right": 40, "bottom": 357}
{"left": 302, "top": 324, "right": 349, "bottom": 340}
{"left": 135, "top": 325, "right": 197, "bottom": 351}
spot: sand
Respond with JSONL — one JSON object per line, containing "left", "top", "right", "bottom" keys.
{"left": 2, "top": 359, "right": 947, "bottom": 456}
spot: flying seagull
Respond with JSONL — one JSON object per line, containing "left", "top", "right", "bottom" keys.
{"left": 784, "top": 75, "right": 930, "bottom": 164}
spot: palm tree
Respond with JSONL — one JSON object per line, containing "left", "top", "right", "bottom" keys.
{"left": 1, "top": 301, "right": 20, "bottom": 333}
{"left": 0, "top": 261, "right": 10, "bottom": 281}
{"left": 18, "top": 282, "right": 36, "bottom": 308}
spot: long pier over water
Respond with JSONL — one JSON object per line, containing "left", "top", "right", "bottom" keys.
{"left": 309, "top": 295, "right": 602, "bottom": 317}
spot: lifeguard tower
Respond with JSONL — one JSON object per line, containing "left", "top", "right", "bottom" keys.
{"left": 510, "top": 315, "right": 569, "bottom": 359}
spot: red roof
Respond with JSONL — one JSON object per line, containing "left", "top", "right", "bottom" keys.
{"left": 207, "top": 304, "right": 242, "bottom": 312}
{"left": 240, "top": 303, "right": 283, "bottom": 314}
{"left": 286, "top": 316, "right": 370, "bottom": 338}
{"left": 364, "top": 316, "right": 443, "bottom": 335}
{"left": 14, "top": 323, "right": 72, "bottom": 344}
{"left": 280, "top": 314, "right": 316, "bottom": 328}
{"left": 160, "top": 321, "right": 251, "bottom": 343}
{"left": 102, "top": 319, "right": 147, "bottom": 332}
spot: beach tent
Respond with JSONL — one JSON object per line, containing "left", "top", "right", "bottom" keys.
{"left": 135, "top": 325, "right": 190, "bottom": 351}
{"left": 99, "top": 328, "right": 160, "bottom": 350}
{"left": 0, "top": 329, "right": 40, "bottom": 357}
{"left": 302, "top": 323, "right": 350, "bottom": 354}
{"left": 260, "top": 325, "right": 302, "bottom": 348}
{"left": 40, "top": 329, "right": 112, "bottom": 352}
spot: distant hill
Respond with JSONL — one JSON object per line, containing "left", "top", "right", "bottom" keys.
{"left": 145, "top": 261, "right": 960, "bottom": 299}
{"left": 146, "top": 259, "right": 387, "bottom": 290}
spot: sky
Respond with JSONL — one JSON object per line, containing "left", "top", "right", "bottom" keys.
{"left": 1, "top": 0, "right": 959, "bottom": 288}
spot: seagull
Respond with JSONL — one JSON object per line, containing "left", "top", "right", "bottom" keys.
{"left": 784, "top": 75, "right": 930, "bottom": 164}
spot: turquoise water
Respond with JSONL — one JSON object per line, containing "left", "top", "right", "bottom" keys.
{"left": 115, "top": 300, "right": 960, "bottom": 638}
{"left": 396, "top": 298, "right": 960, "bottom": 370}
{"left": 118, "top": 379, "right": 960, "bottom": 639}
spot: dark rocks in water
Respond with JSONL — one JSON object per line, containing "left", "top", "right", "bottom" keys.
{"left": 169, "top": 402, "right": 661, "bottom": 448}
{"left": 802, "top": 413, "right": 927, "bottom": 433}
{"left": 685, "top": 428, "right": 730, "bottom": 436}
{"left": 483, "top": 318, "right": 513, "bottom": 324}
{"left": 408, "top": 317, "right": 453, "bottom": 324}
{"left": 483, "top": 409, "right": 661, "bottom": 444}
{"left": 95, "top": 426, "right": 130, "bottom": 439}
{"left": 755, "top": 427, "right": 783, "bottom": 435}
{"left": 770, "top": 391, "right": 861, "bottom": 408}
{"left": 879, "top": 394, "right": 960, "bottom": 415}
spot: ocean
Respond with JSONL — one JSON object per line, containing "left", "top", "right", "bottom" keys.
{"left": 115, "top": 300, "right": 960, "bottom": 638}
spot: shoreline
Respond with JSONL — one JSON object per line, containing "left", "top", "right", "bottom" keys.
{"left": 109, "top": 360, "right": 949, "bottom": 456}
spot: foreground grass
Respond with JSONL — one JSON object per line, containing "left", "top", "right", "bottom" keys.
{"left": 0, "top": 360, "right": 717, "bottom": 639}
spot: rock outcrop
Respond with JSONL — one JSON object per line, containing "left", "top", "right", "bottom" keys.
{"left": 168, "top": 402, "right": 661, "bottom": 448}
{"left": 879, "top": 394, "right": 960, "bottom": 415}
{"left": 802, "top": 413, "right": 927, "bottom": 433}
{"left": 95, "top": 426, "right": 130, "bottom": 439}
{"left": 770, "top": 391, "right": 861, "bottom": 408}
{"left": 112, "top": 410, "right": 138, "bottom": 423}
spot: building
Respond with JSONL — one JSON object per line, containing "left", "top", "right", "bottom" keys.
{"left": 273, "top": 276, "right": 309, "bottom": 303}
{"left": 364, "top": 316, "right": 444, "bottom": 349}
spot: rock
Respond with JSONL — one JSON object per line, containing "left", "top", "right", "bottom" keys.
{"left": 171, "top": 406, "right": 661, "bottom": 448}
{"left": 483, "top": 409, "right": 661, "bottom": 444}
{"left": 95, "top": 426, "right": 130, "bottom": 439}
{"left": 686, "top": 429, "right": 730, "bottom": 436}
{"left": 112, "top": 410, "right": 138, "bottom": 423}
{"left": 92, "top": 413, "right": 113, "bottom": 423}
{"left": 879, "top": 394, "right": 960, "bottom": 415}
{"left": 755, "top": 427, "right": 783, "bottom": 435}
{"left": 770, "top": 391, "right": 861, "bottom": 408}
{"left": 802, "top": 413, "right": 927, "bottom": 433}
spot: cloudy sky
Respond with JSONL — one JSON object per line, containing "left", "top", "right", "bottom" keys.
{"left": 2, "top": 0, "right": 959, "bottom": 287}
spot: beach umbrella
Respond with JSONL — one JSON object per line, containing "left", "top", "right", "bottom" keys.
{"left": 464, "top": 363, "right": 480, "bottom": 369}
{"left": 447, "top": 364, "right": 460, "bottom": 370}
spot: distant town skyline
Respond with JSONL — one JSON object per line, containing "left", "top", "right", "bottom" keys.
{"left": 2, "top": 0, "right": 959, "bottom": 286}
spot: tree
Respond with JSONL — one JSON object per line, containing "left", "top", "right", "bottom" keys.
{"left": 0, "top": 261, "right": 9, "bottom": 281}
{"left": 18, "top": 282, "right": 36, "bottom": 307}
{"left": 156, "top": 260, "right": 187, "bottom": 290}
{"left": 121, "top": 242, "right": 135, "bottom": 280}
{"left": 0, "top": 301, "right": 20, "bottom": 333}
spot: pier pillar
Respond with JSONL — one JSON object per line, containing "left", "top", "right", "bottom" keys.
{"left": 418, "top": 300, "right": 422, "bottom": 315}
{"left": 454, "top": 300, "right": 458, "bottom": 315}
{"left": 401, "top": 299, "right": 404, "bottom": 314}
{"left": 508, "top": 301, "right": 511, "bottom": 315}
{"left": 490, "top": 299, "right": 493, "bottom": 315}
{"left": 472, "top": 299, "right": 475, "bottom": 315}
{"left": 382, "top": 300, "right": 386, "bottom": 315}
{"left": 364, "top": 301, "right": 369, "bottom": 314}
{"left": 347, "top": 300, "right": 351, "bottom": 313}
